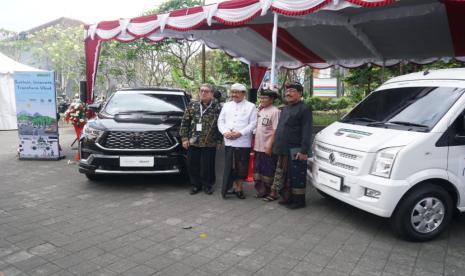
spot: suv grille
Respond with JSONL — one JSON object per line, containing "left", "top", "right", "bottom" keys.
{"left": 101, "top": 131, "right": 174, "bottom": 150}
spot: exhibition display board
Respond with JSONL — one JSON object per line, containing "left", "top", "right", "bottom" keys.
{"left": 14, "top": 71, "right": 61, "bottom": 160}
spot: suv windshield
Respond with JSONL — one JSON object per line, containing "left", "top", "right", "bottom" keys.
{"left": 341, "top": 86, "right": 465, "bottom": 131}
{"left": 103, "top": 92, "right": 185, "bottom": 116}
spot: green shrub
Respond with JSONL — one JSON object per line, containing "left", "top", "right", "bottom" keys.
{"left": 329, "top": 97, "right": 351, "bottom": 110}
{"left": 305, "top": 96, "right": 332, "bottom": 111}
{"left": 346, "top": 89, "right": 365, "bottom": 104}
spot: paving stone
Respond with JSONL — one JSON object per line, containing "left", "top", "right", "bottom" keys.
{"left": 12, "top": 256, "right": 48, "bottom": 273}
{"left": 157, "top": 262, "right": 194, "bottom": 276}
{"left": 4, "top": 251, "right": 34, "bottom": 264}
{"left": 144, "top": 255, "right": 175, "bottom": 271}
{"left": 180, "top": 254, "right": 211, "bottom": 268}
{"left": 52, "top": 254, "right": 85, "bottom": 269}
{"left": 0, "top": 129, "right": 464, "bottom": 276}
{"left": 29, "top": 262, "right": 62, "bottom": 276}
{"left": 105, "top": 259, "right": 138, "bottom": 274}
{"left": 29, "top": 243, "right": 57, "bottom": 256}
{"left": 0, "top": 266, "right": 23, "bottom": 276}
{"left": 123, "top": 264, "right": 157, "bottom": 276}
{"left": 222, "top": 267, "right": 254, "bottom": 276}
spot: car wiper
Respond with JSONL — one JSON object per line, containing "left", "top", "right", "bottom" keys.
{"left": 388, "top": 121, "right": 430, "bottom": 129}
{"left": 341, "top": 117, "right": 378, "bottom": 123}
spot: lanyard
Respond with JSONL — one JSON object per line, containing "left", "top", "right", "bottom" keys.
{"left": 199, "top": 101, "right": 213, "bottom": 122}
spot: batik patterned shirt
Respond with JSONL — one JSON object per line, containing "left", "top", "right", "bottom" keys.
{"left": 179, "top": 100, "right": 222, "bottom": 147}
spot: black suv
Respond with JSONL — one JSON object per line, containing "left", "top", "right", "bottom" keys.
{"left": 78, "top": 88, "right": 189, "bottom": 180}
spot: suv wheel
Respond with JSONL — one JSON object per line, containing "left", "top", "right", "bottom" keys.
{"left": 85, "top": 173, "right": 102, "bottom": 181}
{"left": 391, "top": 184, "right": 453, "bottom": 241}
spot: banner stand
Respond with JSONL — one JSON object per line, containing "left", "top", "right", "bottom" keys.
{"left": 14, "top": 71, "right": 63, "bottom": 161}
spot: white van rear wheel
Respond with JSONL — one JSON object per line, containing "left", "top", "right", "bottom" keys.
{"left": 391, "top": 184, "right": 453, "bottom": 241}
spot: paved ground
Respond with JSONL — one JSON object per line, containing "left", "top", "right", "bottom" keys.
{"left": 1, "top": 125, "right": 465, "bottom": 276}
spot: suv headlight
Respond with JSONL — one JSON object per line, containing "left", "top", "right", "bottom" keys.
{"left": 370, "top": 147, "right": 403, "bottom": 178}
{"left": 82, "top": 124, "right": 104, "bottom": 140}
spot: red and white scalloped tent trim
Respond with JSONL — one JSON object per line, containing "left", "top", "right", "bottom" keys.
{"left": 84, "top": 0, "right": 465, "bottom": 103}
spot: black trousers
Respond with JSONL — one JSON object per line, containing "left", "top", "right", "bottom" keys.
{"left": 187, "top": 146, "right": 216, "bottom": 189}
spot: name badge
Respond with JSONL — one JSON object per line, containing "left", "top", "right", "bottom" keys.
{"left": 196, "top": 123, "right": 202, "bottom": 132}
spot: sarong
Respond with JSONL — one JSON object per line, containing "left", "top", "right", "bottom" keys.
{"left": 221, "top": 146, "right": 250, "bottom": 197}
{"left": 271, "top": 151, "right": 307, "bottom": 201}
{"left": 253, "top": 151, "right": 277, "bottom": 197}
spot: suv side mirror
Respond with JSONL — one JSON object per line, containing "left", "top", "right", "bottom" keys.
{"left": 88, "top": 103, "right": 102, "bottom": 113}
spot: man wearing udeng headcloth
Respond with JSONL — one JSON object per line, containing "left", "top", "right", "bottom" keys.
{"left": 272, "top": 82, "right": 312, "bottom": 209}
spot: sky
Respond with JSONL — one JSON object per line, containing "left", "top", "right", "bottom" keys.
{"left": 1, "top": 0, "right": 218, "bottom": 33}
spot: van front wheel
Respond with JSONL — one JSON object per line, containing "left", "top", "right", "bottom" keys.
{"left": 391, "top": 184, "right": 453, "bottom": 241}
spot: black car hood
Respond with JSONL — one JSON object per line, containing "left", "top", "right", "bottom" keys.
{"left": 88, "top": 116, "right": 181, "bottom": 131}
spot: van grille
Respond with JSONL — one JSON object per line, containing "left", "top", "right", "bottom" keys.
{"left": 315, "top": 143, "right": 362, "bottom": 173}
{"left": 316, "top": 155, "right": 357, "bottom": 171}
{"left": 100, "top": 131, "right": 173, "bottom": 150}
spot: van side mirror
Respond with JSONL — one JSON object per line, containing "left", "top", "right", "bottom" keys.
{"left": 88, "top": 103, "right": 102, "bottom": 113}
{"left": 454, "top": 134, "right": 465, "bottom": 144}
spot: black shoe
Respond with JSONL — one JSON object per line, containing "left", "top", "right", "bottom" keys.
{"left": 236, "top": 191, "right": 246, "bottom": 200}
{"left": 286, "top": 196, "right": 306, "bottom": 209}
{"left": 278, "top": 199, "right": 291, "bottom": 205}
{"left": 190, "top": 187, "right": 201, "bottom": 195}
{"left": 204, "top": 187, "right": 213, "bottom": 195}
{"left": 286, "top": 201, "right": 306, "bottom": 209}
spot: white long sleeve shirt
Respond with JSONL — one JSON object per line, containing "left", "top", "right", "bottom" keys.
{"left": 218, "top": 99, "right": 257, "bottom": 148}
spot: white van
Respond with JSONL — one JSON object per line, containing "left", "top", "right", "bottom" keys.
{"left": 309, "top": 68, "right": 465, "bottom": 241}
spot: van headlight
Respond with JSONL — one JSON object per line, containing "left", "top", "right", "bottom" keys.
{"left": 370, "top": 147, "right": 403, "bottom": 178}
{"left": 82, "top": 124, "right": 104, "bottom": 140}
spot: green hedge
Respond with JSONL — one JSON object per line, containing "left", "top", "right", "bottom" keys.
{"left": 304, "top": 96, "right": 352, "bottom": 111}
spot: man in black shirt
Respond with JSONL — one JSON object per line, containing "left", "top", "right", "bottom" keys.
{"left": 271, "top": 82, "right": 312, "bottom": 209}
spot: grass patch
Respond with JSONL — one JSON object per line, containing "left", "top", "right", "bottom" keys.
{"left": 313, "top": 111, "right": 344, "bottom": 126}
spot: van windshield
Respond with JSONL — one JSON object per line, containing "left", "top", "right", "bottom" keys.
{"left": 341, "top": 86, "right": 465, "bottom": 131}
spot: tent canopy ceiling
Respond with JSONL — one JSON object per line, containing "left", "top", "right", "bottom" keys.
{"left": 83, "top": 0, "right": 465, "bottom": 101}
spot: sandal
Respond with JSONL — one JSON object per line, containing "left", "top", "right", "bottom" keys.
{"left": 263, "top": 195, "right": 278, "bottom": 202}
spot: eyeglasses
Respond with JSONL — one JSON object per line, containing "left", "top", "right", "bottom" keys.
{"left": 285, "top": 88, "right": 299, "bottom": 93}
{"left": 200, "top": 89, "right": 211, "bottom": 93}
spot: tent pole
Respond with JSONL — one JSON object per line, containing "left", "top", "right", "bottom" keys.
{"left": 201, "top": 0, "right": 206, "bottom": 83}
{"left": 270, "top": 12, "right": 278, "bottom": 90}
{"left": 381, "top": 60, "right": 386, "bottom": 83}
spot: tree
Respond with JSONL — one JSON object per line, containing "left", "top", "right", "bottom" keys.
{"left": 0, "top": 29, "right": 30, "bottom": 61}
{"left": 28, "top": 25, "right": 85, "bottom": 97}
{"left": 344, "top": 60, "right": 465, "bottom": 100}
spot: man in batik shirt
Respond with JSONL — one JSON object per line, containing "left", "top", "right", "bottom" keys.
{"left": 180, "top": 84, "right": 222, "bottom": 195}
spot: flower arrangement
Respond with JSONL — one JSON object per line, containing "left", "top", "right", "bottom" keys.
{"left": 64, "top": 101, "right": 86, "bottom": 127}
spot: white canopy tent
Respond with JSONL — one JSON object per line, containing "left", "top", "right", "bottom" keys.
{"left": 0, "top": 53, "right": 42, "bottom": 130}
{"left": 83, "top": 0, "right": 465, "bottom": 102}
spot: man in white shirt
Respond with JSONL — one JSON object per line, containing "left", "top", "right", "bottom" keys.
{"left": 218, "top": 83, "right": 257, "bottom": 199}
